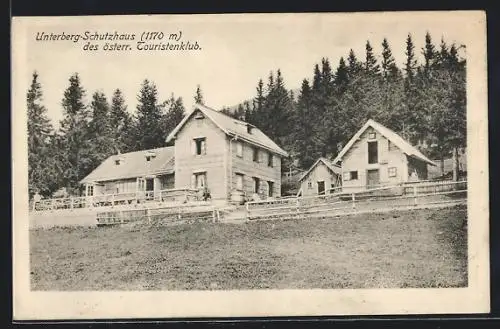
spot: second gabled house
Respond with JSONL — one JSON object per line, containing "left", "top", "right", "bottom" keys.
{"left": 332, "top": 119, "right": 437, "bottom": 192}
{"left": 166, "top": 103, "right": 289, "bottom": 202}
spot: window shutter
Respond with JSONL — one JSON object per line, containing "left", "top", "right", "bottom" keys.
{"left": 191, "top": 174, "right": 196, "bottom": 188}
{"left": 203, "top": 139, "right": 207, "bottom": 155}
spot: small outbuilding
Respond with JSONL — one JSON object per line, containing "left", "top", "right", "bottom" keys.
{"left": 297, "top": 157, "right": 342, "bottom": 197}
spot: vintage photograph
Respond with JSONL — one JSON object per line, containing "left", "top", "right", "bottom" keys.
{"left": 12, "top": 11, "right": 489, "bottom": 319}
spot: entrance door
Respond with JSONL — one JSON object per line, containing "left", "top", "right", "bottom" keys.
{"left": 145, "top": 178, "right": 154, "bottom": 200}
{"left": 145, "top": 178, "right": 154, "bottom": 191}
{"left": 366, "top": 169, "right": 380, "bottom": 189}
{"left": 317, "top": 181, "right": 325, "bottom": 195}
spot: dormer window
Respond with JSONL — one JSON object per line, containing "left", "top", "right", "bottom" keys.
{"left": 194, "top": 112, "right": 205, "bottom": 120}
{"left": 145, "top": 151, "right": 157, "bottom": 162}
{"left": 115, "top": 160, "right": 121, "bottom": 165}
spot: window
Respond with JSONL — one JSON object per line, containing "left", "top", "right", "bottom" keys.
{"left": 146, "top": 156, "right": 151, "bottom": 162}
{"left": 247, "top": 125, "right": 253, "bottom": 134}
{"left": 236, "top": 142, "right": 243, "bottom": 157}
{"left": 194, "top": 172, "right": 207, "bottom": 189}
{"left": 368, "top": 132, "right": 376, "bottom": 140}
{"left": 268, "top": 181, "right": 274, "bottom": 197}
{"left": 267, "top": 152, "right": 273, "bottom": 167}
{"left": 388, "top": 167, "right": 397, "bottom": 177}
{"left": 235, "top": 173, "right": 244, "bottom": 191}
{"left": 307, "top": 181, "right": 312, "bottom": 189}
{"left": 194, "top": 137, "right": 207, "bottom": 155}
{"left": 115, "top": 159, "right": 121, "bottom": 165}
{"left": 343, "top": 171, "right": 358, "bottom": 181}
{"left": 252, "top": 147, "right": 259, "bottom": 162}
{"left": 87, "top": 185, "right": 94, "bottom": 196}
{"left": 137, "top": 178, "right": 146, "bottom": 191}
{"left": 253, "top": 177, "right": 260, "bottom": 193}
{"left": 368, "top": 141, "right": 378, "bottom": 164}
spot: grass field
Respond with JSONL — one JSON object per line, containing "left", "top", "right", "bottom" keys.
{"left": 30, "top": 205, "right": 467, "bottom": 290}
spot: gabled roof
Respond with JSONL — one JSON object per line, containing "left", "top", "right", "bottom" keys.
{"left": 166, "top": 103, "right": 289, "bottom": 157}
{"left": 299, "top": 157, "right": 342, "bottom": 182}
{"left": 80, "top": 146, "right": 175, "bottom": 184}
{"left": 332, "top": 119, "right": 437, "bottom": 166}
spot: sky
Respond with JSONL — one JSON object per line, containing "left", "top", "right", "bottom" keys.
{"left": 15, "top": 12, "right": 470, "bottom": 129}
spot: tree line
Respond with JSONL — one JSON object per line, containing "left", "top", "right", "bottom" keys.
{"left": 222, "top": 32, "right": 466, "bottom": 179}
{"left": 28, "top": 31, "right": 466, "bottom": 198}
{"left": 27, "top": 74, "right": 188, "bottom": 198}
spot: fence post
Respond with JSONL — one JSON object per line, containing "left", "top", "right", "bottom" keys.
{"left": 351, "top": 193, "right": 356, "bottom": 211}
{"left": 245, "top": 202, "right": 250, "bottom": 220}
{"left": 147, "top": 208, "right": 151, "bottom": 224}
{"left": 70, "top": 197, "right": 74, "bottom": 210}
{"left": 413, "top": 185, "right": 418, "bottom": 206}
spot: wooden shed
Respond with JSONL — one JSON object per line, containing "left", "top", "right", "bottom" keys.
{"left": 297, "top": 158, "right": 342, "bottom": 197}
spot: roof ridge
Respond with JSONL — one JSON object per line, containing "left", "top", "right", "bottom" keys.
{"left": 112, "top": 146, "right": 174, "bottom": 157}
{"left": 195, "top": 103, "right": 251, "bottom": 125}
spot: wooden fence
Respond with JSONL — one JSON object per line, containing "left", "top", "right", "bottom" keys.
{"left": 246, "top": 180, "right": 467, "bottom": 221}
{"left": 31, "top": 188, "right": 200, "bottom": 212}
{"left": 96, "top": 203, "right": 219, "bottom": 226}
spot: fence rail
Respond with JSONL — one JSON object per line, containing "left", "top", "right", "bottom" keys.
{"left": 31, "top": 188, "right": 200, "bottom": 212}
{"left": 247, "top": 180, "right": 467, "bottom": 221}
{"left": 96, "top": 203, "right": 219, "bottom": 226}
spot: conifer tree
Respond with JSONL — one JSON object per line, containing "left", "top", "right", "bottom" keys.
{"left": 381, "top": 38, "right": 398, "bottom": 80}
{"left": 59, "top": 73, "right": 93, "bottom": 195}
{"left": 264, "top": 69, "right": 292, "bottom": 146}
{"left": 235, "top": 103, "right": 245, "bottom": 120}
{"left": 250, "top": 79, "right": 265, "bottom": 128}
{"left": 292, "top": 79, "right": 317, "bottom": 168}
{"left": 109, "top": 89, "right": 133, "bottom": 153}
{"left": 243, "top": 101, "right": 252, "bottom": 122}
{"left": 422, "top": 32, "right": 437, "bottom": 73}
{"left": 334, "top": 57, "right": 349, "bottom": 92}
{"left": 131, "top": 79, "right": 165, "bottom": 150}
{"left": 87, "top": 91, "right": 114, "bottom": 169}
{"left": 404, "top": 34, "right": 418, "bottom": 82}
{"left": 27, "top": 71, "right": 56, "bottom": 197}
{"left": 365, "top": 40, "right": 381, "bottom": 75}
{"left": 194, "top": 84, "right": 204, "bottom": 104}
{"left": 347, "top": 49, "right": 363, "bottom": 77}
{"left": 163, "top": 93, "right": 186, "bottom": 138}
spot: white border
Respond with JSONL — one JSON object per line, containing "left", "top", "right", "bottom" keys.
{"left": 12, "top": 11, "right": 489, "bottom": 320}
